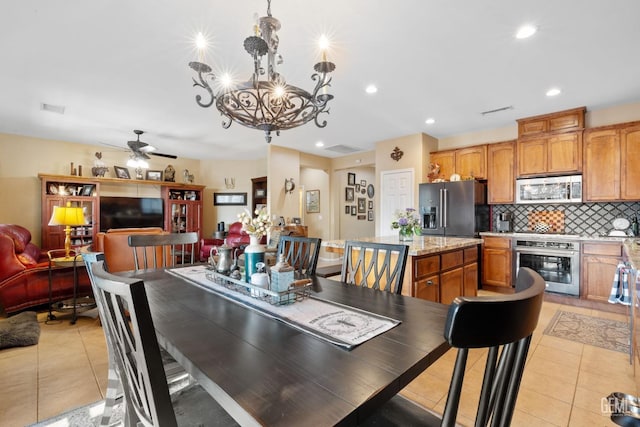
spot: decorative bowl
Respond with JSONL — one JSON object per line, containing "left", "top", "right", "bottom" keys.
{"left": 533, "top": 222, "right": 551, "bottom": 234}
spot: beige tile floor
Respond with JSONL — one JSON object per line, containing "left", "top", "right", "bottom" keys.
{"left": 0, "top": 298, "right": 636, "bottom": 426}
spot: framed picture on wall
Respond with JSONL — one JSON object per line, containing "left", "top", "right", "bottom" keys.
{"left": 213, "top": 192, "right": 247, "bottom": 206}
{"left": 368, "top": 210, "right": 374, "bottom": 221}
{"left": 305, "top": 190, "right": 320, "bottom": 213}
{"left": 368, "top": 201, "right": 373, "bottom": 209}
{"left": 351, "top": 206, "right": 357, "bottom": 216}
{"left": 345, "top": 206, "right": 351, "bottom": 214}
{"left": 357, "top": 215, "right": 366, "bottom": 220}
{"left": 345, "top": 187, "right": 354, "bottom": 202}
{"left": 357, "top": 197, "right": 366, "bottom": 213}
{"left": 348, "top": 172, "right": 356, "bottom": 186}
{"left": 114, "top": 166, "right": 131, "bottom": 179}
{"left": 360, "top": 180, "right": 366, "bottom": 187}
{"left": 355, "top": 184, "right": 360, "bottom": 193}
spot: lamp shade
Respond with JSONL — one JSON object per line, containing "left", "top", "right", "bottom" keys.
{"left": 48, "top": 204, "right": 86, "bottom": 226}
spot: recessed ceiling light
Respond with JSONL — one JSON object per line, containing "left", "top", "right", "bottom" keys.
{"left": 516, "top": 24, "right": 537, "bottom": 39}
{"left": 40, "top": 103, "right": 66, "bottom": 114}
{"left": 365, "top": 84, "right": 378, "bottom": 94}
{"left": 425, "top": 118, "right": 435, "bottom": 125}
{"left": 315, "top": 141, "right": 324, "bottom": 147}
{"left": 546, "top": 87, "right": 561, "bottom": 97}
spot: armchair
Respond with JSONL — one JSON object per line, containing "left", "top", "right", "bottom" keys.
{"left": 199, "top": 222, "right": 266, "bottom": 262}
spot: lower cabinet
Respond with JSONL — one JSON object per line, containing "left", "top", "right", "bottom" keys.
{"left": 481, "top": 236, "right": 513, "bottom": 288}
{"left": 412, "top": 246, "right": 478, "bottom": 304}
{"left": 582, "top": 242, "right": 622, "bottom": 302}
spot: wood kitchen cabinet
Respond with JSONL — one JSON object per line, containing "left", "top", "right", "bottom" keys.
{"left": 412, "top": 246, "right": 478, "bottom": 304}
{"left": 482, "top": 236, "right": 513, "bottom": 289}
{"left": 584, "top": 122, "right": 640, "bottom": 201}
{"left": 517, "top": 106, "right": 585, "bottom": 138}
{"left": 429, "top": 144, "right": 487, "bottom": 180}
{"left": 582, "top": 242, "right": 622, "bottom": 302}
{"left": 517, "top": 131, "right": 582, "bottom": 177}
{"left": 487, "top": 140, "right": 516, "bottom": 204}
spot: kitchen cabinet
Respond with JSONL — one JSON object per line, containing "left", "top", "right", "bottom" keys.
{"left": 482, "top": 236, "right": 513, "bottom": 288}
{"left": 413, "top": 246, "right": 478, "bottom": 304}
{"left": 429, "top": 144, "right": 487, "bottom": 180}
{"left": 517, "top": 131, "right": 582, "bottom": 177}
{"left": 584, "top": 122, "right": 640, "bottom": 201}
{"left": 582, "top": 242, "right": 622, "bottom": 302}
{"left": 517, "top": 106, "right": 585, "bottom": 138}
{"left": 487, "top": 141, "right": 516, "bottom": 204}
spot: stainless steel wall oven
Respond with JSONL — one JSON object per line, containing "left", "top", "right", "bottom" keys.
{"left": 514, "top": 238, "right": 580, "bottom": 296}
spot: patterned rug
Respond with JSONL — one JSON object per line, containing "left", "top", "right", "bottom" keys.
{"left": 27, "top": 399, "right": 124, "bottom": 426}
{"left": 544, "top": 310, "right": 630, "bottom": 353}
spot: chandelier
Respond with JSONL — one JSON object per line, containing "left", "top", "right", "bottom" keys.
{"left": 188, "top": 0, "right": 336, "bottom": 143}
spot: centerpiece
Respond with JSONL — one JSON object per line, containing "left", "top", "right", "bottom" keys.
{"left": 238, "top": 207, "right": 272, "bottom": 282}
{"left": 391, "top": 208, "right": 421, "bottom": 241}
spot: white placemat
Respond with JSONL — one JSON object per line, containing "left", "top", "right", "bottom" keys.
{"left": 168, "top": 266, "right": 400, "bottom": 349}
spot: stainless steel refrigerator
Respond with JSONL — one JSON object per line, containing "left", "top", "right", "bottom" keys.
{"left": 419, "top": 180, "right": 489, "bottom": 237}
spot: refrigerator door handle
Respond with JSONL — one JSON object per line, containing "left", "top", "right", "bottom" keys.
{"left": 442, "top": 188, "right": 448, "bottom": 228}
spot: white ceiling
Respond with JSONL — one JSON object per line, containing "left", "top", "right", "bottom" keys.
{"left": 2, "top": 0, "right": 640, "bottom": 161}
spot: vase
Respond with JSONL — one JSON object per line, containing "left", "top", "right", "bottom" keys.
{"left": 398, "top": 226, "right": 414, "bottom": 242}
{"left": 244, "top": 235, "right": 265, "bottom": 283}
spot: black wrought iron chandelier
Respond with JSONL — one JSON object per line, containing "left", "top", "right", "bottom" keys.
{"left": 188, "top": 0, "right": 335, "bottom": 143}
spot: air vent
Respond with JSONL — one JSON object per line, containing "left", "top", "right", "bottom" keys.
{"left": 40, "top": 103, "right": 66, "bottom": 115}
{"left": 480, "top": 105, "right": 513, "bottom": 116}
{"left": 324, "top": 144, "right": 361, "bottom": 154}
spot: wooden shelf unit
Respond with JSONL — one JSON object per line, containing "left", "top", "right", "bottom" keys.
{"left": 251, "top": 176, "right": 267, "bottom": 213}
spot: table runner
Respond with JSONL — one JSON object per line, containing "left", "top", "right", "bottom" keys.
{"left": 168, "top": 266, "right": 400, "bottom": 349}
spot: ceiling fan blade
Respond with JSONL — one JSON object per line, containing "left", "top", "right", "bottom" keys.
{"left": 151, "top": 152, "right": 178, "bottom": 159}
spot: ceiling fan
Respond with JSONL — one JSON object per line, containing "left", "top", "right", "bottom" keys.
{"left": 127, "top": 130, "right": 177, "bottom": 159}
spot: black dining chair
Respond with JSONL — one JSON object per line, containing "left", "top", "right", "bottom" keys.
{"left": 276, "top": 235, "right": 322, "bottom": 278}
{"left": 341, "top": 240, "right": 409, "bottom": 294}
{"left": 89, "top": 260, "right": 239, "bottom": 427}
{"left": 360, "top": 267, "right": 546, "bottom": 427}
{"left": 128, "top": 232, "right": 198, "bottom": 271}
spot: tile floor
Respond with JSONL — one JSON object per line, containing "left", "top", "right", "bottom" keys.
{"left": 0, "top": 297, "right": 636, "bottom": 426}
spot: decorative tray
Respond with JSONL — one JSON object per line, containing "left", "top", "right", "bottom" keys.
{"left": 204, "top": 268, "right": 312, "bottom": 306}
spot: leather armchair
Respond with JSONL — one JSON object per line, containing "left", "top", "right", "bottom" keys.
{"left": 199, "top": 222, "right": 266, "bottom": 262}
{"left": 94, "top": 227, "right": 167, "bottom": 272}
{"left": 0, "top": 224, "right": 91, "bottom": 314}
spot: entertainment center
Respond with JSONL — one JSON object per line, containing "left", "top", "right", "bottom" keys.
{"left": 39, "top": 174, "right": 204, "bottom": 252}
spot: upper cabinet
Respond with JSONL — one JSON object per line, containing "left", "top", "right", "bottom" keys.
{"left": 429, "top": 144, "right": 487, "bottom": 181}
{"left": 487, "top": 141, "right": 516, "bottom": 204}
{"left": 584, "top": 122, "right": 640, "bottom": 201}
{"left": 516, "top": 107, "right": 585, "bottom": 177}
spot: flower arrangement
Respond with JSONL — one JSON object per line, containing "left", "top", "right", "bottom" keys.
{"left": 391, "top": 208, "right": 421, "bottom": 236}
{"left": 238, "top": 207, "right": 272, "bottom": 239}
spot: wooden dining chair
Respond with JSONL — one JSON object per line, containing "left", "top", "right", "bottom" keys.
{"left": 276, "top": 235, "right": 322, "bottom": 278}
{"left": 89, "top": 260, "right": 239, "bottom": 427}
{"left": 128, "top": 232, "right": 198, "bottom": 271}
{"left": 360, "top": 267, "right": 546, "bottom": 427}
{"left": 341, "top": 241, "right": 409, "bottom": 294}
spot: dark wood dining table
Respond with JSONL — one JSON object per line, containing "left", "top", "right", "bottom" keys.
{"left": 121, "top": 268, "right": 451, "bottom": 426}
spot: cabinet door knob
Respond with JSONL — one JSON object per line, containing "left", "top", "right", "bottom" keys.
{"left": 426, "top": 280, "right": 434, "bottom": 286}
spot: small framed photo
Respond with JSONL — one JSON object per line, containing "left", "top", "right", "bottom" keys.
{"left": 255, "top": 188, "right": 266, "bottom": 198}
{"left": 146, "top": 170, "right": 163, "bottom": 181}
{"left": 368, "top": 201, "right": 373, "bottom": 209}
{"left": 305, "top": 189, "right": 320, "bottom": 213}
{"left": 355, "top": 184, "right": 361, "bottom": 193}
{"left": 81, "top": 184, "right": 94, "bottom": 196}
{"left": 357, "top": 215, "right": 366, "bottom": 220}
{"left": 360, "top": 180, "right": 367, "bottom": 187}
{"left": 351, "top": 206, "right": 357, "bottom": 216}
{"left": 368, "top": 210, "right": 374, "bottom": 221}
{"left": 345, "top": 187, "right": 354, "bottom": 202}
{"left": 114, "top": 166, "right": 131, "bottom": 179}
{"left": 292, "top": 217, "right": 302, "bottom": 225}
{"left": 345, "top": 205, "right": 351, "bottom": 214}
{"left": 348, "top": 172, "right": 356, "bottom": 186}
{"left": 357, "top": 197, "right": 366, "bottom": 213}
{"left": 213, "top": 192, "right": 247, "bottom": 206}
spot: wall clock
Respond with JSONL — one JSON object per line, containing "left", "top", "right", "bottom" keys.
{"left": 284, "top": 178, "right": 296, "bottom": 194}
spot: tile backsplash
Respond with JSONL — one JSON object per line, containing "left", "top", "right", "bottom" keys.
{"left": 492, "top": 202, "right": 640, "bottom": 236}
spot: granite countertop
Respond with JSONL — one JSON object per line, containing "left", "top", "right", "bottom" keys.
{"left": 623, "top": 240, "right": 640, "bottom": 270}
{"left": 480, "top": 231, "right": 631, "bottom": 242}
{"left": 322, "top": 235, "right": 483, "bottom": 256}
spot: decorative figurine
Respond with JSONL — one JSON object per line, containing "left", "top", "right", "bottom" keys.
{"left": 91, "top": 152, "right": 109, "bottom": 177}
{"left": 164, "top": 164, "right": 176, "bottom": 182}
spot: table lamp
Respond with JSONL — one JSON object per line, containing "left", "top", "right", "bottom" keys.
{"left": 48, "top": 202, "right": 86, "bottom": 259}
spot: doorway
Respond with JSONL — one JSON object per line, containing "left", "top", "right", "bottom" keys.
{"left": 379, "top": 169, "right": 414, "bottom": 236}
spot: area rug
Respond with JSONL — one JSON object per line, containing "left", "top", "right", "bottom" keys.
{"left": 544, "top": 310, "right": 629, "bottom": 353}
{"left": 0, "top": 311, "right": 40, "bottom": 349}
{"left": 27, "top": 399, "right": 124, "bottom": 427}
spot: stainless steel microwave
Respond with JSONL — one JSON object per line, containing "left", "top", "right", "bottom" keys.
{"left": 515, "top": 175, "right": 582, "bottom": 204}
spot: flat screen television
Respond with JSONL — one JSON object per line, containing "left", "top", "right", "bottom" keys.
{"left": 99, "top": 197, "right": 164, "bottom": 232}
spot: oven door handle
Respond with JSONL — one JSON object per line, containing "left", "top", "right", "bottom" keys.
{"left": 515, "top": 248, "right": 577, "bottom": 256}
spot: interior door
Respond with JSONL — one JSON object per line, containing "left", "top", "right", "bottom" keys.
{"left": 379, "top": 169, "right": 414, "bottom": 237}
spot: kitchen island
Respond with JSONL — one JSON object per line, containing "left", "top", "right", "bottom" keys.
{"left": 323, "top": 235, "right": 483, "bottom": 303}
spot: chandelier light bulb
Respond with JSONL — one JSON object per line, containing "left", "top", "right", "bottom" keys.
{"left": 195, "top": 32, "right": 207, "bottom": 50}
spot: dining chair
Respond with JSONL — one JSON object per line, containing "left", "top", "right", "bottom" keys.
{"left": 276, "top": 235, "right": 322, "bottom": 278}
{"left": 83, "top": 252, "right": 192, "bottom": 426}
{"left": 341, "top": 240, "right": 409, "bottom": 294}
{"left": 128, "top": 232, "right": 198, "bottom": 271}
{"left": 90, "top": 260, "right": 239, "bottom": 427}
{"left": 360, "top": 267, "right": 546, "bottom": 427}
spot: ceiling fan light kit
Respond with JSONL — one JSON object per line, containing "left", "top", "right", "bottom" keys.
{"left": 189, "top": 0, "right": 336, "bottom": 143}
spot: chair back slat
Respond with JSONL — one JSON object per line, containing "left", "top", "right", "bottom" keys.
{"left": 128, "top": 232, "right": 198, "bottom": 271}
{"left": 341, "top": 241, "right": 409, "bottom": 294}
{"left": 276, "top": 236, "right": 322, "bottom": 278}
{"left": 91, "top": 260, "right": 178, "bottom": 427}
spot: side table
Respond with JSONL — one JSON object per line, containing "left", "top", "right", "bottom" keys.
{"left": 47, "top": 249, "right": 85, "bottom": 324}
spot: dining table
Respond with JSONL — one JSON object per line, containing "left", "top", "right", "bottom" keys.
{"left": 119, "top": 267, "right": 451, "bottom": 426}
